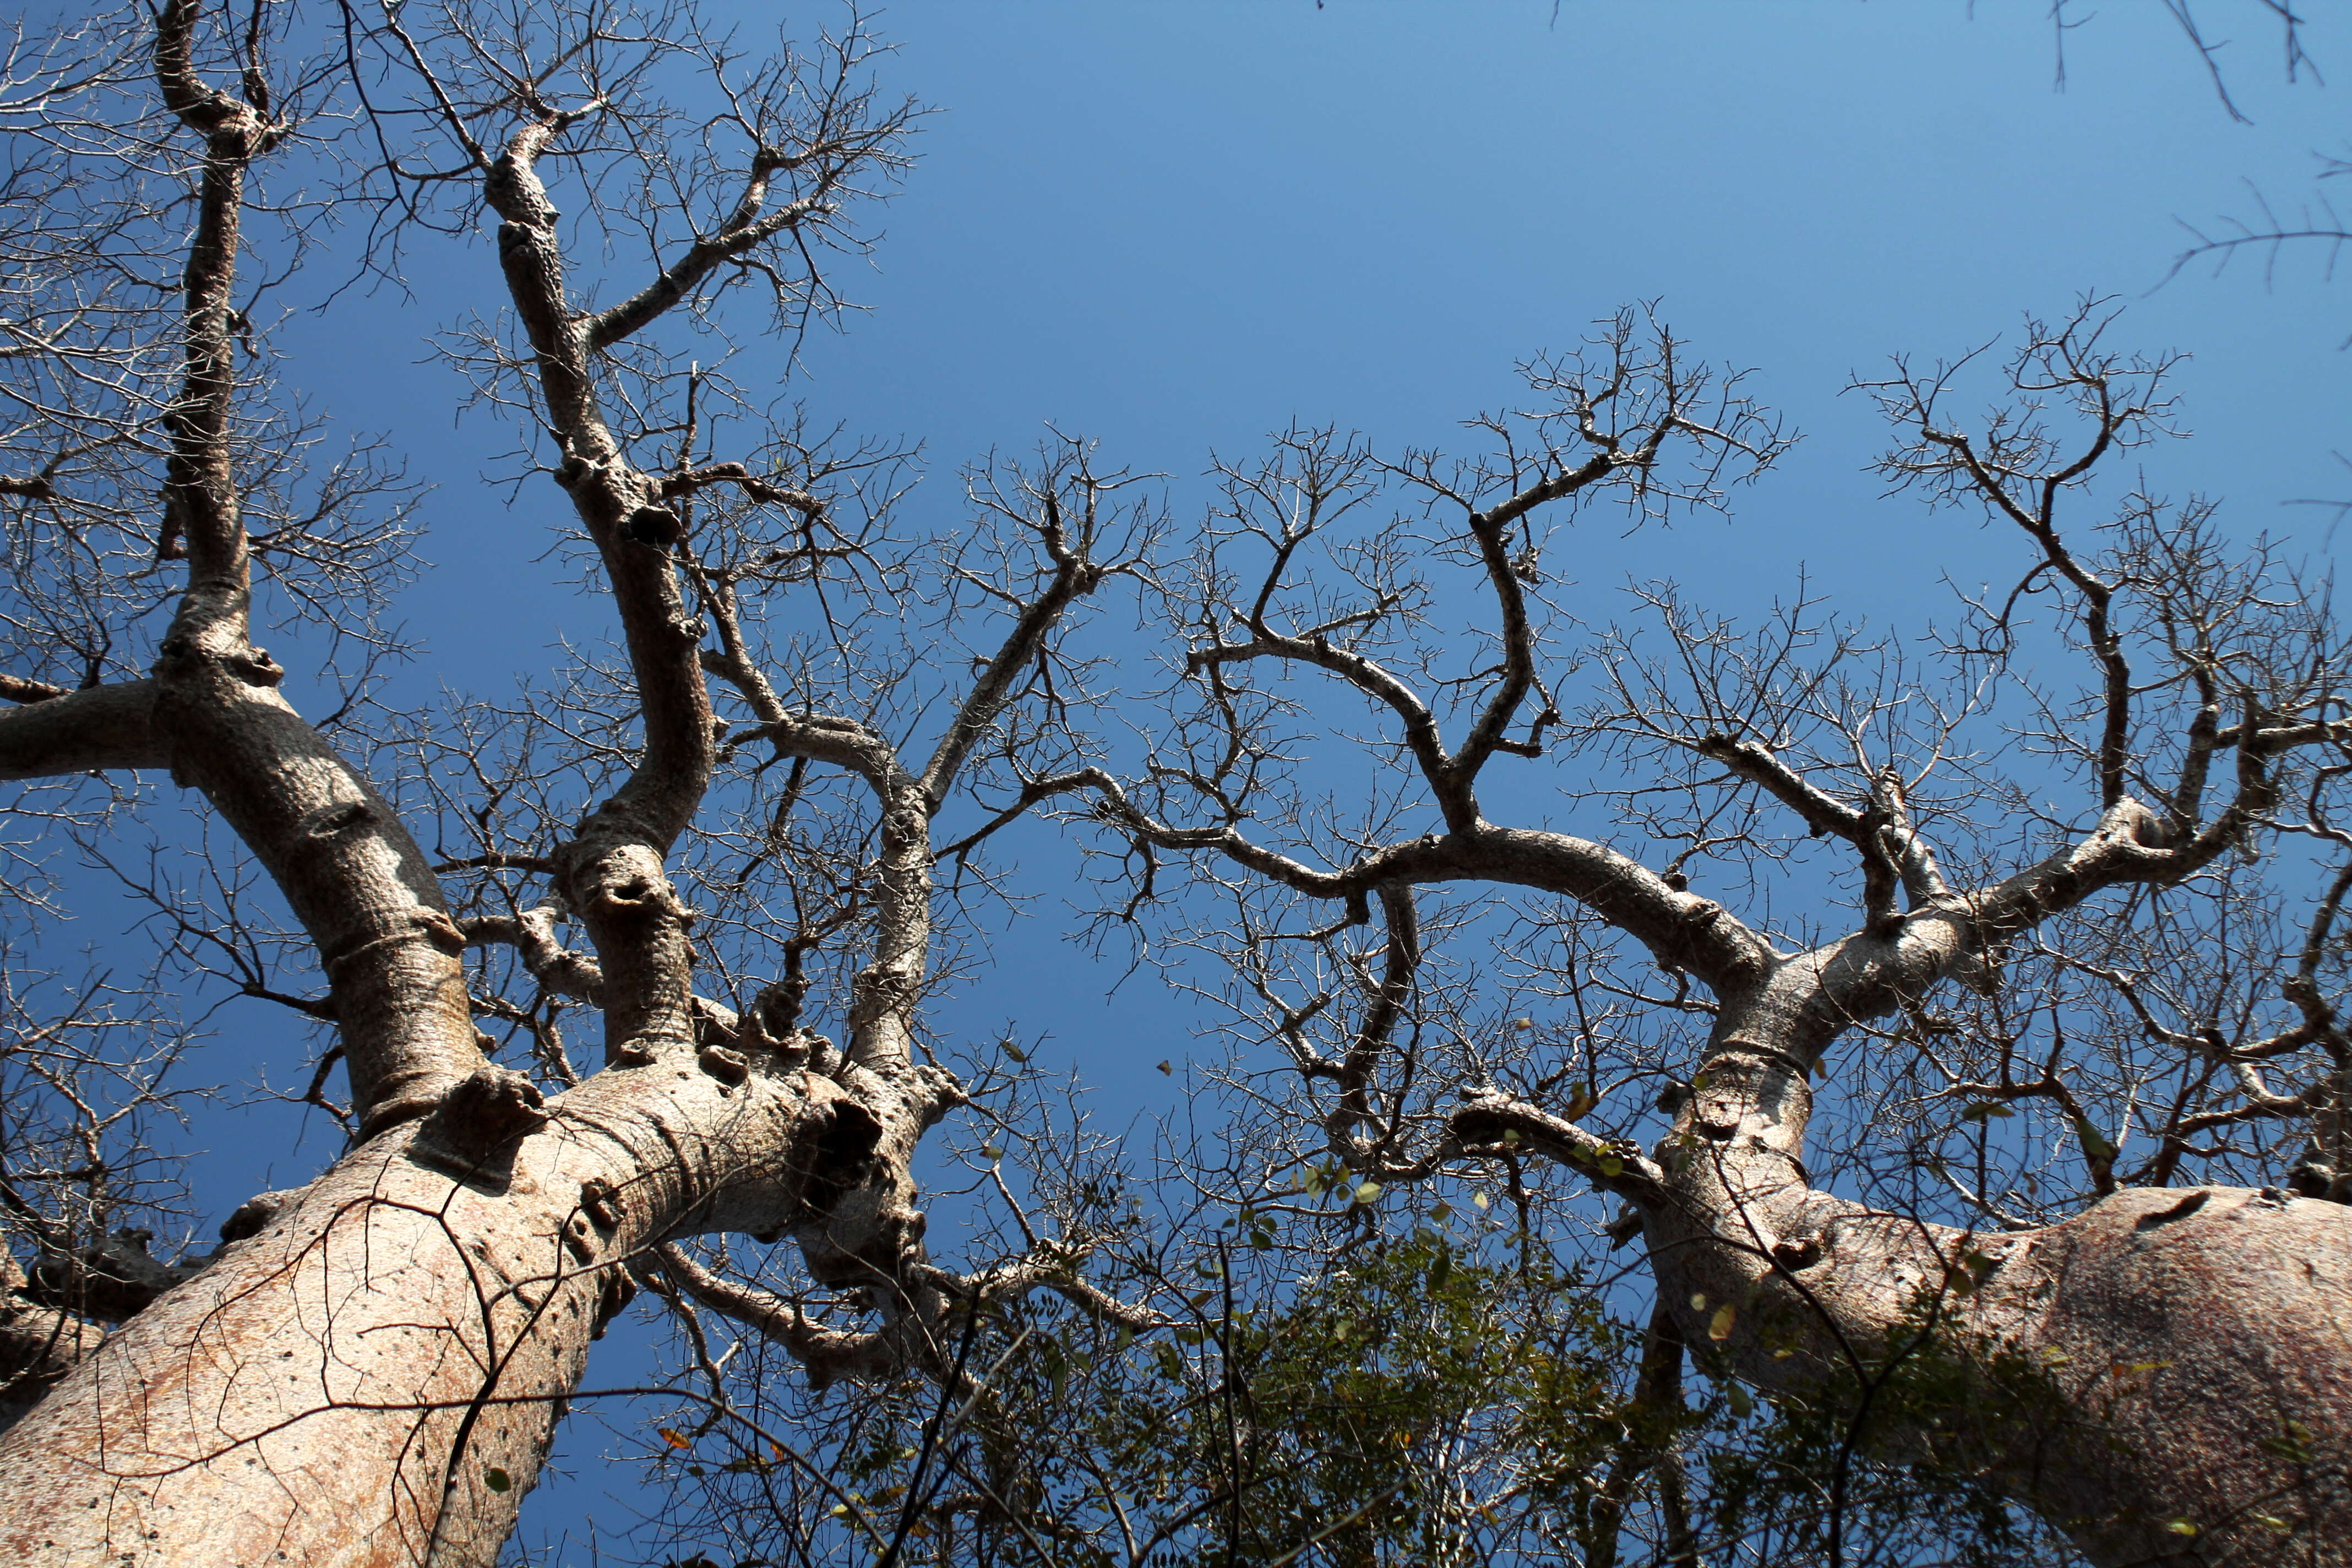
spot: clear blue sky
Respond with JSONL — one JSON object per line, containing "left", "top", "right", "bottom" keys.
{"left": 312, "top": 2, "right": 2351, "bottom": 691}
{"left": 290, "top": 0, "right": 2352, "bottom": 1084}
{"left": 100, "top": 1, "right": 2352, "bottom": 1553}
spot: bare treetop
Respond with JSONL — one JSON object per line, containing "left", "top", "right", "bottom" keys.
{"left": 0, "top": 6, "right": 2345, "bottom": 1566}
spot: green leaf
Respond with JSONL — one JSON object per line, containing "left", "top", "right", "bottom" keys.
{"left": 1354, "top": 1180, "right": 1382, "bottom": 1204}
{"left": 2073, "top": 1116, "right": 2118, "bottom": 1163}
{"left": 2266, "top": 1419, "right": 2317, "bottom": 1464}
{"left": 483, "top": 1467, "right": 511, "bottom": 1493}
{"left": 1959, "top": 1101, "right": 2015, "bottom": 1121}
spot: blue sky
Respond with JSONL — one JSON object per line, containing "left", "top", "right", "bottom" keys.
{"left": 480, "top": 5, "right": 2352, "bottom": 1551}
{"left": 312, "top": 3, "right": 2352, "bottom": 696}
{"left": 648, "top": 0, "right": 2349, "bottom": 1108}
{"left": 72, "top": 1, "right": 2352, "bottom": 1553}
{"left": 289, "top": 0, "right": 2352, "bottom": 1091}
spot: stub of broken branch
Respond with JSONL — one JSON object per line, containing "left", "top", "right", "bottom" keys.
{"left": 1449, "top": 1095, "right": 1668, "bottom": 1201}
{"left": 414, "top": 1065, "right": 550, "bottom": 1168}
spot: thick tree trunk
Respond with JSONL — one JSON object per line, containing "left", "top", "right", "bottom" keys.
{"left": 1640, "top": 1043, "right": 2352, "bottom": 1566}
{"left": 0, "top": 1054, "right": 898, "bottom": 1568}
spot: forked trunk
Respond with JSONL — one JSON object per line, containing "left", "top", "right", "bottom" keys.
{"left": 0, "top": 1058, "right": 888, "bottom": 1568}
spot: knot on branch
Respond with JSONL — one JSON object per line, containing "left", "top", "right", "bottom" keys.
{"left": 411, "top": 907, "right": 470, "bottom": 955}
{"left": 229, "top": 646, "right": 284, "bottom": 687}
{"left": 696, "top": 1044, "right": 750, "bottom": 1088}
{"left": 1771, "top": 1234, "right": 1823, "bottom": 1270}
{"left": 850, "top": 961, "right": 918, "bottom": 1021}
{"left": 579, "top": 1176, "right": 624, "bottom": 1232}
{"left": 1683, "top": 1044, "right": 1811, "bottom": 1147}
{"left": 590, "top": 1268, "right": 636, "bottom": 1341}
{"left": 1952, "top": 937, "right": 2006, "bottom": 998}
{"left": 494, "top": 217, "right": 544, "bottom": 258}
{"left": 318, "top": 906, "right": 468, "bottom": 981}
{"left": 914, "top": 1063, "right": 970, "bottom": 1129}
{"left": 739, "top": 977, "right": 812, "bottom": 1052}
{"left": 302, "top": 798, "right": 374, "bottom": 839}
{"left": 740, "top": 1009, "right": 826, "bottom": 1075}
{"left": 418, "top": 1065, "right": 550, "bottom": 1166}
{"left": 150, "top": 634, "right": 286, "bottom": 692}
{"left": 218, "top": 1189, "right": 300, "bottom": 1244}
{"left": 2083, "top": 795, "right": 2173, "bottom": 864}
{"left": 585, "top": 865, "right": 693, "bottom": 928}
{"left": 2288, "top": 1159, "right": 2352, "bottom": 1204}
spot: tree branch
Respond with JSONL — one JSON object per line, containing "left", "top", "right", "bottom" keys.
{"left": 0, "top": 682, "right": 164, "bottom": 780}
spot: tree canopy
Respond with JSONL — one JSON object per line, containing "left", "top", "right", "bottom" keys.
{"left": 0, "top": 4, "right": 2346, "bottom": 1567}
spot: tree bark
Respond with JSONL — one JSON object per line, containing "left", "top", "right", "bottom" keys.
{"left": 0, "top": 1054, "right": 917, "bottom": 1568}
{"left": 1636, "top": 1033, "right": 2352, "bottom": 1566}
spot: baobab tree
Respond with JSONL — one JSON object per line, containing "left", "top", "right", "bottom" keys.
{"left": 1022, "top": 306, "right": 2352, "bottom": 1566}
{"left": 0, "top": 3, "right": 1156, "bottom": 1564}
{"left": 0, "top": 4, "right": 2348, "bottom": 1568}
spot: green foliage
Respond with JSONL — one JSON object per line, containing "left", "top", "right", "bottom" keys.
{"left": 665, "top": 1223, "right": 2087, "bottom": 1568}
{"left": 836, "top": 1227, "right": 1652, "bottom": 1566}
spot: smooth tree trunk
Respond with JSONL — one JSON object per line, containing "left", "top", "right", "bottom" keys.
{"left": 0, "top": 1053, "right": 941, "bottom": 1568}
{"left": 0, "top": 3, "right": 1091, "bottom": 1565}
{"left": 1637, "top": 1036, "right": 2352, "bottom": 1566}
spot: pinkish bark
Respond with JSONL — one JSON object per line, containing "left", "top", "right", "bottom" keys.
{"left": 0, "top": 1054, "right": 935, "bottom": 1568}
